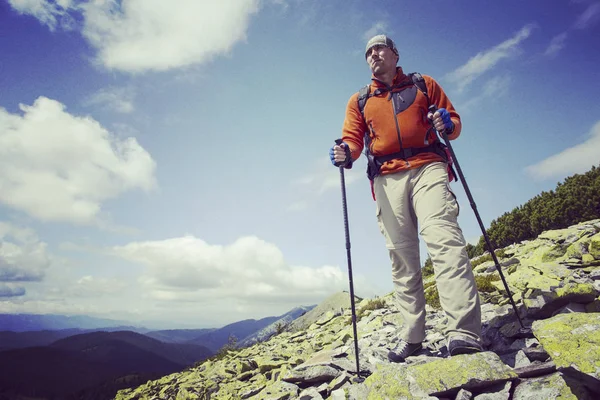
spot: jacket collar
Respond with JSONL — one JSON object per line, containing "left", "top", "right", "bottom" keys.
{"left": 370, "top": 67, "right": 411, "bottom": 89}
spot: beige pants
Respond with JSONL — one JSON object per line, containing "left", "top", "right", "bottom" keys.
{"left": 373, "top": 161, "right": 482, "bottom": 343}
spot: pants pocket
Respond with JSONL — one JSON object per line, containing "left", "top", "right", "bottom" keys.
{"left": 446, "top": 184, "right": 460, "bottom": 217}
{"left": 376, "top": 204, "right": 385, "bottom": 236}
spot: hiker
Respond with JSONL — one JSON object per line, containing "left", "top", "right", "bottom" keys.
{"left": 329, "top": 34, "right": 483, "bottom": 362}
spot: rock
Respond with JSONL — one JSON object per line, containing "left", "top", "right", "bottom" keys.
{"left": 282, "top": 365, "right": 340, "bottom": 385}
{"left": 589, "top": 233, "right": 600, "bottom": 259}
{"left": 473, "top": 381, "right": 511, "bottom": 399}
{"left": 522, "top": 282, "right": 599, "bottom": 318}
{"left": 551, "top": 301, "right": 587, "bottom": 316}
{"left": 257, "top": 381, "right": 300, "bottom": 399}
{"left": 513, "top": 350, "right": 531, "bottom": 368}
{"left": 533, "top": 312, "right": 600, "bottom": 392}
{"left": 512, "top": 372, "right": 578, "bottom": 399}
{"left": 514, "top": 360, "right": 556, "bottom": 378}
{"left": 455, "top": 388, "right": 473, "bottom": 399}
{"left": 298, "top": 387, "right": 324, "bottom": 400}
{"left": 363, "top": 352, "right": 517, "bottom": 399}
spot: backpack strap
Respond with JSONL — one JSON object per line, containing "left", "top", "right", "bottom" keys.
{"left": 357, "top": 84, "right": 370, "bottom": 117}
{"left": 409, "top": 72, "right": 429, "bottom": 105}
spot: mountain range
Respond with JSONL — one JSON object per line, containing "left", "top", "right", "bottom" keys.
{"left": 0, "top": 305, "right": 315, "bottom": 399}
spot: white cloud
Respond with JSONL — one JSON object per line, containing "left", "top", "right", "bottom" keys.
{"left": 459, "top": 75, "right": 512, "bottom": 113}
{"left": 0, "top": 222, "right": 50, "bottom": 286}
{"left": 445, "top": 24, "right": 536, "bottom": 92}
{"left": 70, "top": 275, "right": 128, "bottom": 296}
{"left": 9, "top": 0, "right": 261, "bottom": 73}
{"left": 111, "top": 235, "right": 348, "bottom": 305}
{"left": 86, "top": 86, "right": 135, "bottom": 113}
{"left": 0, "top": 97, "right": 156, "bottom": 225}
{"left": 573, "top": 2, "right": 600, "bottom": 29}
{"left": 363, "top": 21, "right": 389, "bottom": 41}
{"left": 525, "top": 120, "right": 600, "bottom": 180}
{"left": 544, "top": 33, "right": 568, "bottom": 57}
{"left": 290, "top": 157, "right": 363, "bottom": 209}
{"left": 80, "top": 0, "right": 261, "bottom": 72}
{"left": 7, "top": 0, "right": 74, "bottom": 30}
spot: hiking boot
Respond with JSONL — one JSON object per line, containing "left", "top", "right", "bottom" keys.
{"left": 447, "top": 335, "right": 483, "bottom": 356}
{"left": 387, "top": 339, "right": 422, "bottom": 363}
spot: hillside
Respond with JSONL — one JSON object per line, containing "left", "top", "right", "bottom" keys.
{"left": 187, "top": 313, "right": 307, "bottom": 353}
{"left": 51, "top": 330, "right": 212, "bottom": 366}
{"left": 0, "top": 331, "right": 212, "bottom": 399}
{"left": 145, "top": 328, "right": 216, "bottom": 343}
{"left": 0, "top": 328, "right": 84, "bottom": 351}
{"left": 117, "top": 219, "right": 600, "bottom": 399}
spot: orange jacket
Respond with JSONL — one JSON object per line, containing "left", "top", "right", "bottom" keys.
{"left": 341, "top": 67, "right": 461, "bottom": 175}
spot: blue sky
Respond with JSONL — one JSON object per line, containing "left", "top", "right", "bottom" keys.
{"left": 1, "top": 0, "right": 599, "bottom": 329}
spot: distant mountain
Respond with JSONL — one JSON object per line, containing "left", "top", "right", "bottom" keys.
{"left": 238, "top": 305, "right": 315, "bottom": 347}
{"left": 145, "top": 328, "right": 216, "bottom": 343}
{"left": 0, "top": 327, "right": 156, "bottom": 351}
{"left": 0, "top": 313, "right": 141, "bottom": 332}
{"left": 0, "top": 328, "right": 83, "bottom": 351}
{"left": 187, "top": 306, "right": 316, "bottom": 352}
{"left": 51, "top": 330, "right": 212, "bottom": 366}
{"left": 0, "top": 330, "right": 212, "bottom": 399}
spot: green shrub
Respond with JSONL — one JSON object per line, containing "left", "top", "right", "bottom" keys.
{"left": 356, "top": 297, "right": 387, "bottom": 321}
{"left": 274, "top": 321, "right": 288, "bottom": 334}
{"left": 475, "top": 274, "right": 501, "bottom": 293}
{"left": 424, "top": 284, "right": 441, "bottom": 309}
{"left": 422, "top": 256, "right": 434, "bottom": 277}
{"left": 471, "top": 249, "right": 506, "bottom": 269}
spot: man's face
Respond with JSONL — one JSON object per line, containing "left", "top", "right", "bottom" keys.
{"left": 366, "top": 45, "right": 398, "bottom": 76}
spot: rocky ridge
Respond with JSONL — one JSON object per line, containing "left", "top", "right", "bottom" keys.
{"left": 116, "top": 219, "right": 600, "bottom": 399}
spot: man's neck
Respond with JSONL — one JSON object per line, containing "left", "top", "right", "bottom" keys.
{"left": 373, "top": 69, "right": 397, "bottom": 87}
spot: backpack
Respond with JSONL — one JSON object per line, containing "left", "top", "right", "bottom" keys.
{"left": 356, "top": 72, "right": 457, "bottom": 185}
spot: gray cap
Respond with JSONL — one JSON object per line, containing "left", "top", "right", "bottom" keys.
{"left": 365, "top": 34, "right": 398, "bottom": 58}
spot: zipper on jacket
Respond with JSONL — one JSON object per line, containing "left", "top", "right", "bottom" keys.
{"left": 368, "top": 123, "right": 376, "bottom": 154}
{"left": 389, "top": 91, "right": 410, "bottom": 166}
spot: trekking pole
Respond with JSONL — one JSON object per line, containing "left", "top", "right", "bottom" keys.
{"left": 334, "top": 139, "right": 364, "bottom": 382}
{"left": 428, "top": 106, "right": 528, "bottom": 332}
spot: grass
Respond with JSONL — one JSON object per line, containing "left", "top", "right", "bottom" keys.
{"left": 471, "top": 249, "right": 506, "bottom": 268}
{"left": 424, "top": 281, "right": 441, "bottom": 309}
{"left": 355, "top": 297, "right": 387, "bottom": 322}
{"left": 475, "top": 273, "right": 501, "bottom": 292}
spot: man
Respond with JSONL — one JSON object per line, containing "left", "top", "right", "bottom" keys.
{"left": 330, "top": 34, "right": 482, "bottom": 362}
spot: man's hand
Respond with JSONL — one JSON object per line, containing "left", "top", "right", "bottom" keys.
{"left": 330, "top": 141, "right": 352, "bottom": 167}
{"left": 427, "top": 108, "right": 454, "bottom": 134}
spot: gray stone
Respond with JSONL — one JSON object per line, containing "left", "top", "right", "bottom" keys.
{"left": 514, "top": 350, "right": 531, "bottom": 368}
{"left": 298, "top": 387, "right": 324, "bottom": 399}
{"left": 455, "top": 388, "right": 473, "bottom": 400}
{"left": 512, "top": 372, "right": 578, "bottom": 399}
{"left": 240, "top": 384, "right": 266, "bottom": 399}
{"left": 551, "top": 301, "right": 587, "bottom": 316}
{"left": 363, "top": 352, "right": 517, "bottom": 398}
{"left": 473, "top": 381, "right": 511, "bottom": 400}
{"left": 282, "top": 365, "right": 340, "bottom": 384}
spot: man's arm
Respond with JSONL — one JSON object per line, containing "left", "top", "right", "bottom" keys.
{"left": 424, "top": 75, "right": 462, "bottom": 140}
{"left": 341, "top": 93, "right": 367, "bottom": 161}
